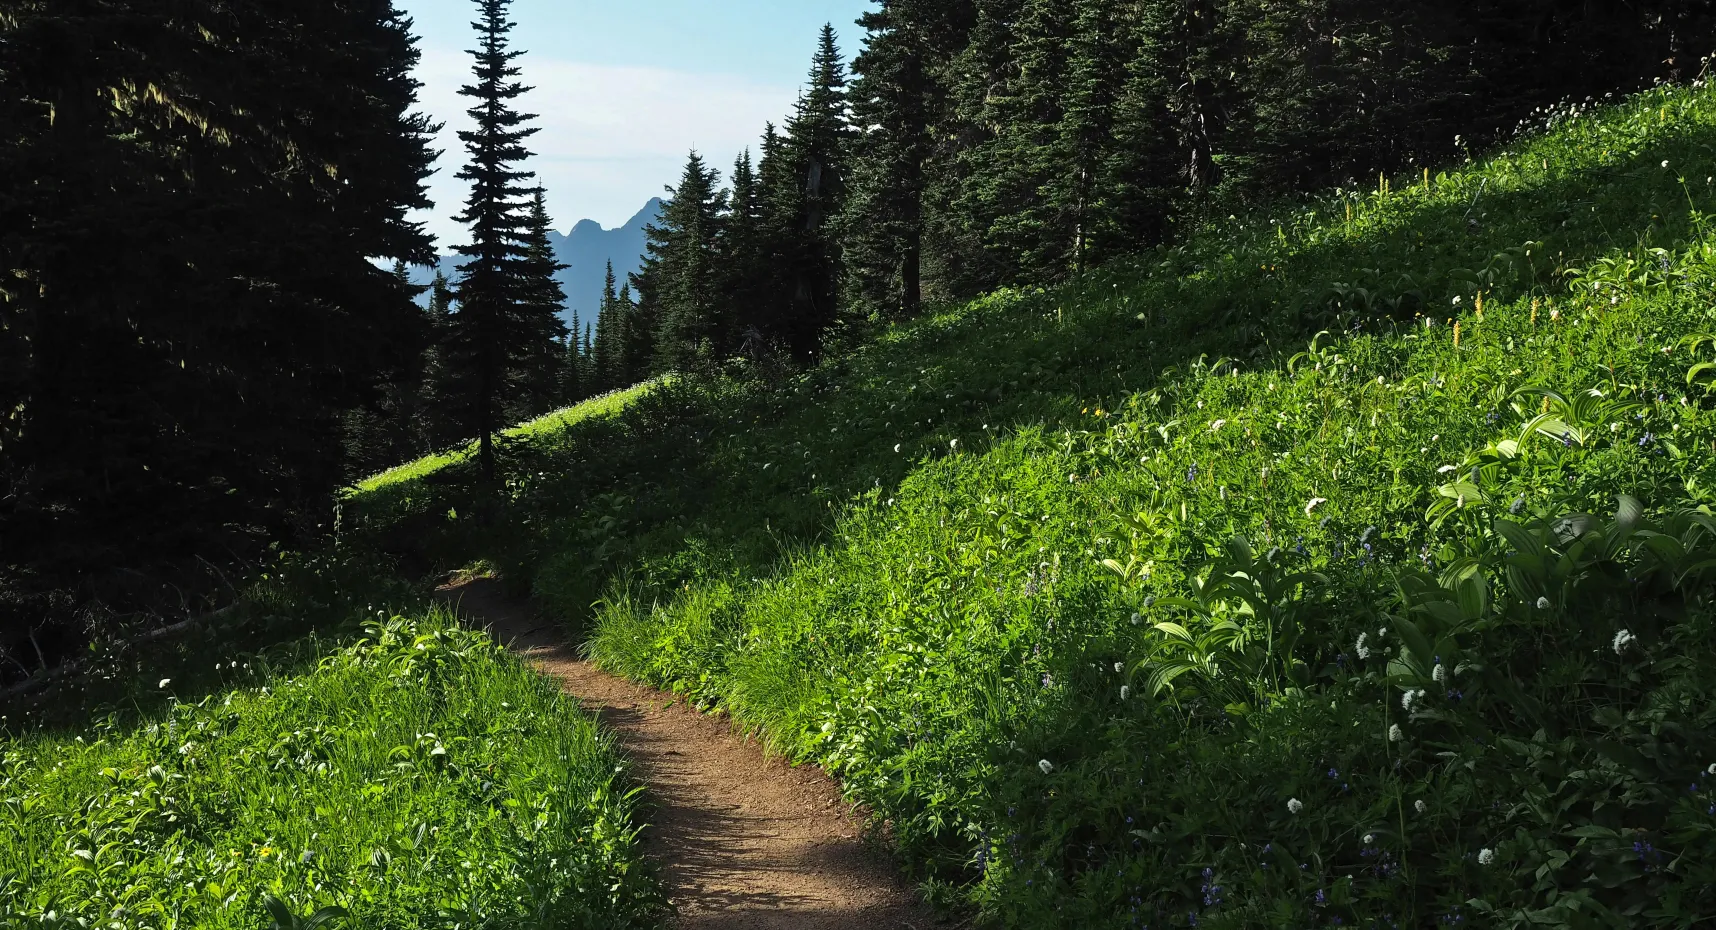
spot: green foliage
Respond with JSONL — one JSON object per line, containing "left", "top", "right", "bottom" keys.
{"left": 353, "top": 82, "right": 1716, "bottom": 926}
{"left": 0, "top": 0, "right": 439, "bottom": 644}
{"left": 0, "top": 612, "right": 661, "bottom": 928}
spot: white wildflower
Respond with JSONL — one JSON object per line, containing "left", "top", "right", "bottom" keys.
{"left": 949, "top": 438, "right": 959, "bottom": 451}
{"left": 1287, "top": 798, "right": 1304, "bottom": 814}
{"left": 1415, "top": 800, "right": 1428, "bottom": 813}
{"left": 1211, "top": 419, "right": 1226, "bottom": 432}
{"left": 1114, "top": 662, "right": 1125, "bottom": 673}
{"left": 1432, "top": 663, "right": 1446, "bottom": 683}
{"left": 1477, "top": 848, "right": 1496, "bottom": 866}
{"left": 1706, "top": 763, "right": 1716, "bottom": 776}
{"left": 1536, "top": 596, "right": 1551, "bottom": 610}
{"left": 1355, "top": 633, "right": 1371, "bottom": 660}
{"left": 1305, "top": 497, "right": 1328, "bottom": 516}
{"left": 1612, "top": 629, "right": 1636, "bottom": 654}
{"left": 1038, "top": 759, "right": 1054, "bottom": 775}
{"left": 1662, "top": 160, "right": 1671, "bottom": 169}
{"left": 1389, "top": 724, "right": 1404, "bottom": 743}
{"left": 1363, "top": 834, "right": 1374, "bottom": 844}
{"left": 1402, "top": 689, "right": 1424, "bottom": 712}
{"left": 1130, "top": 612, "right": 1143, "bottom": 626}
{"left": 893, "top": 444, "right": 902, "bottom": 453}
{"left": 158, "top": 679, "right": 172, "bottom": 690}
{"left": 1120, "top": 686, "right": 1131, "bottom": 701}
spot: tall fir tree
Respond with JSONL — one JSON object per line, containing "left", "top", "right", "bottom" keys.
{"left": 775, "top": 26, "right": 852, "bottom": 359}
{"left": 723, "top": 149, "right": 770, "bottom": 357}
{"left": 447, "top": 0, "right": 543, "bottom": 481}
{"left": 0, "top": 0, "right": 439, "bottom": 644}
{"left": 842, "top": 1, "right": 935, "bottom": 324}
{"left": 561, "top": 309, "right": 584, "bottom": 403}
{"left": 509, "top": 188, "right": 570, "bottom": 421}
{"left": 636, "top": 151, "right": 727, "bottom": 373}
{"left": 617, "top": 282, "right": 652, "bottom": 382}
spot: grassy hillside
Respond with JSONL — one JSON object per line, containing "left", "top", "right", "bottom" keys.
{"left": 350, "top": 82, "right": 1716, "bottom": 927}
{"left": 0, "top": 609, "right": 661, "bottom": 929}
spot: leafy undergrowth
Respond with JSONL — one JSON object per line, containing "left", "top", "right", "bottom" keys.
{"left": 350, "top": 82, "right": 1716, "bottom": 927}
{"left": 0, "top": 611, "right": 661, "bottom": 929}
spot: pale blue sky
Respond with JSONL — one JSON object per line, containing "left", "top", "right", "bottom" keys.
{"left": 399, "top": 0, "right": 876, "bottom": 247}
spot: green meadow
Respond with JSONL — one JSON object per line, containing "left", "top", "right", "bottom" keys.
{"left": 348, "top": 81, "right": 1716, "bottom": 927}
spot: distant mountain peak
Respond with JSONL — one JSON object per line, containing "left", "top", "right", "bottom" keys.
{"left": 410, "top": 198, "right": 662, "bottom": 325}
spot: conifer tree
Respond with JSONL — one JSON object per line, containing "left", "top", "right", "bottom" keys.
{"left": 617, "top": 283, "right": 653, "bottom": 381}
{"left": 593, "top": 261, "right": 622, "bottom": 388}
{"left": 636, "top": 151, "right": 726, "bottom": 373}
{"left": 723, "top": 150, "right": 762, "bottom": 345}
{"left": 447, "top": 0, "right": 544, "bottom": 480}
{"left": 772, "top": 26, "right": 852, "bottom": 359}
{"left": 561, "top": 309, "right": 584, "bottom": 403}
{"left": 510, "top": 189, "right": 570, "bottom": 420}
{"left": 842, "top": 1, "right": 932, "bottom": 324}
{"left": 0, "top": 0, "right": 439, "bottom": 638}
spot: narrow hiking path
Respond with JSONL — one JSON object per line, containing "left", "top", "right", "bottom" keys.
{"left": 441, "top": 579, "right": 940, "bottom": 930}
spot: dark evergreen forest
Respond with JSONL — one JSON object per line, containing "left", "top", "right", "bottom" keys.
{"left": 2, "top": 0, "right": 1711, "bottom": 672}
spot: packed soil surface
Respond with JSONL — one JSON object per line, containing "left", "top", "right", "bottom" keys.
{"left": 441, "top": 579, "right": 941, "bottom": 930}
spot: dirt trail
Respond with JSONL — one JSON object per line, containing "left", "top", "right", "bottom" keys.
{"left": 441, "top": 579, "right": 939, "bottom": 930}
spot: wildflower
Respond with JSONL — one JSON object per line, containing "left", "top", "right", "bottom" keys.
{"left": 1306, "top": 497, "right": 1328, "bottom": 516}
{"left": 1120, "top": 686, "right": 1131, "bottom": 700}
{"left": 1477, "top": 848, "right": 1495, "bottom": 866}
{"left": 1130, "top": 612, "right": 1143, "bottom": 625}
{"left": 1708, "top": 764, "right": 1716, "bottom": 776}
{"left": 1662, "top": 160, "right": 1671, "bottom": 169}
{"left": 158, "top": 679, "right": 172, "bottom": 690}
{"left": 1432, "top": 663, "right": 1446, "bottom": 683}
{"left": 1536, "top": 596, "right": 1551, "bottom": 610}
{"left": 1114, "top": 661, "right": 1125, "bottom": 673}
{"left": 1389, "top": 724, "right": 1404, "bottom": 743}
{"left": 893, "top": 444, "right": 901, "bottom": 453}
{"left": 1415, "top": 800, "right": 1428, "bottom": 813}
{"left": 1039, "top": 759, "right": 1054, "bottom": 775}
{"left": 1612, "top": 629, "right": 1637, "bottom": 654}
{"left": 1402, "top": 689, "right": 1424, "bottom": 712}
{"left": 1288, "top": 798, "right": 1304, "bottom": 814}
{"left": 1363, "top": 834, "right": 1374, "bottom": 844}
{"left": 1211, "top": 419, "right": 1226, "bottom": 432}
{"left": 1356, "top": 633, "right": 1372, "bottom": 660}
{"left": 949, "top": 438, "right": 959, "bottom": 451}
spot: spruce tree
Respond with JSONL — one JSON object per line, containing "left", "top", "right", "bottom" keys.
{"left": 775, "top": 26, "right": 852, "bottom": 360}
{"left": 636, "top": 151, "right": 726, "bottom": 373}
{"left": 448, "top": 0, "right": 543, "bottom": 481}
{"left": 0, "top": 0, "right": 438, "bottom": 640}
{"left": 510, "top": 188, "right": 570, "bottom": 420}
{"left": 617, "top": 282, "right": 653, "bottom": 381}
{"left": 842, "top": 1, "right": 933, "bottom": 323}
{"left": 561, "top": 309, "right": 584, "bottom": 403}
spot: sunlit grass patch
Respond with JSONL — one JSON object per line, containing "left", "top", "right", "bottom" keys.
{"left": 347, "top": 380, "right": 659, "bottom": 498}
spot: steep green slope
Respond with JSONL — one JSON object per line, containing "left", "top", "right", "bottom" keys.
{"left": 352, "top": 82, "right": 1716, "bottom": 927}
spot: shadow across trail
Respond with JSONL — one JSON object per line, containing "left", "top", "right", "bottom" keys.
{"left": 441, "top": 578, "right": 939, "bottom": 930}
